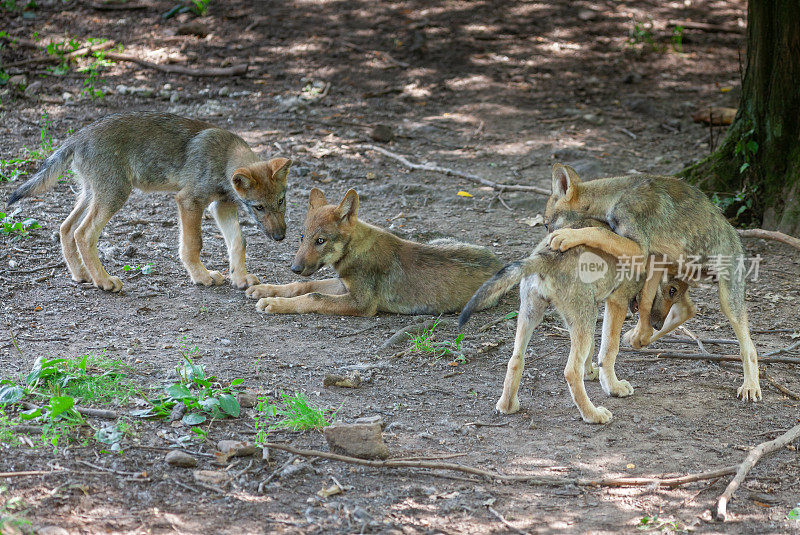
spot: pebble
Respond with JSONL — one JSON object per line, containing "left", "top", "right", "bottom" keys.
{"left": 23, "top": 80, "right": 42, "bottom": 98}
{"left": 122, "top": 245, "right": 136, "bottom": 258}
{"left": 218, "top": 86, "right": 230, "bottom": 97}
{"left": 237, "top": 392, "right": 258, "bottom": 408}
{"left": 8, "top": 74, "right": 27, "bottom": 88}
{"left": 165, "top": 450, "right": 197, "bottom": 468}
{"left": 370, "top": 124, "right": 394, "bottom": 142}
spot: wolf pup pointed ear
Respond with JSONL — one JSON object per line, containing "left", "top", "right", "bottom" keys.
{"left": 337, "top": 189, "right": 359, "bottom": 224}
{"left": 268, "top": 158, "right": 292, "bottom": 182}
{"left": 551, "top": 163, "right": 581, "bottom": 201}
{"left": 309, "top": 188, "right": 327, "bottom": 209}
{"left": 231, "top": 168, "right": 254, "bottom": 193}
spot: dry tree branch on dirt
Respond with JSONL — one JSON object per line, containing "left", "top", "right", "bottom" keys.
{"left": 357, "top": 144, "right": 550, "bottom": 195}
{"left": 737, "top": 228, "right": 800, "bottom": 251}
{"left": 263, "top": 442, "right": 742, "bottom": 489}
{"left": 716, "top": 423, "right": 800, "bottom": 521}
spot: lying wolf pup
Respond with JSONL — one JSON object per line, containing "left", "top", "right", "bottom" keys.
{"left": 7, "top": 112, "right": 291, "bottom": 292}
{"left": 246, "top": 188, "right": 505, "bottom": 316}
{"left": 460, "top": 214, "right": 687, "bottom": 424}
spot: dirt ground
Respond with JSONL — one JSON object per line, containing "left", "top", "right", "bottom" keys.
{"left": 1, "top": 1, "right": 799, "bottom": 533}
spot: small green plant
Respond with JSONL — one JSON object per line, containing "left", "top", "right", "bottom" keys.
{"left": 711, "top": 184, "right": 757, "bottom": 221}
{"left": 123, "top": 262, "right": 156, "bottom": 275}
{"left": 0, "top": 111, "right": 56, "bottom": 182}
{"left": 133, "top": 339, "right": 241, "bottom": 427}
{"left": 735, "top": 127, "right": 759, "bottom": 174}
{"left": 0, "top": 485, "right": 30, "bottom": 534}
{"left": 254, "top": 392, "right": 331, "bottom": 443}
{"left": 0, "top": 409, "right": 21, "bottom": 446}
{"left": 0, "top": 212, "right": 40, "bottom": 239}
{"left": 20, "top": 395, "right": 85, "bottom": 454}
{"left": 192, "top": 0, "right": 210, "bottom": 15}
{"left": 407, "top": 319, "right": 466, "bottom": 361}
{"left": 78, "top": 40, "right": 117, "bottom": 99}
{"left": 671, "top": 25, "right": 684, "bottom": 52}
{"left": 787, "top": 504, "right": 800, "bottom": 521}
{"left": 637, "top": 515, "right": 684, "bottom": 533}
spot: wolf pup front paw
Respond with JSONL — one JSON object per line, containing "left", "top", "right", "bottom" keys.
{"left": 246, "top": 284, "right": 279, "bottom": 299}
{"left": 582, "top": 406, "right": 613, "bottom": 424}
{"left": 548, "top": 229, "right": 586, "bottom": 252}
{"left": 191, "top": 270, "right": 226, "bottom": 287}
{"left": 96, "top": 275, "right": 123, "bottom": 293}
{"left": 232, "top": 272, "right": 260, "bottom": 290}
{"left": 256, "top": 296, "right": 293, "bottom": 314}
{"left": 495, "top": 394, "right": 520, "bottom": 415}
{"left": 622, "top": 325, "right": 654, "bottom": 349}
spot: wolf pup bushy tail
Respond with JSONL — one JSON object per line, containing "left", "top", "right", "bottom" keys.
{"left": 7, "top": 141, "right": 76, "bottom": 206}
{"left": 459, "top": 260, "right": 531, "bottom": 327}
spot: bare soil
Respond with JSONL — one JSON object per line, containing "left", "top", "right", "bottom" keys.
{"left": 2, "top": 1, "right": 799, "bottom": 534}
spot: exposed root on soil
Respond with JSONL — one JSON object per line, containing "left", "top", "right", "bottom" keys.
{"left": 263, "top": 442, "right": 741, "bottom": 489}
{"left": 357, "top": 144, "right": 550, "bottom": 195}
{"left": 716, "top": 422, "right": 800, "bottom": 521}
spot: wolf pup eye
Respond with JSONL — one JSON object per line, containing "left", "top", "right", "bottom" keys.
{"left": 277, "top": 198, "right": 285, "bottom": 206}
{"left": 300, "top": 233, "right": 304, "bottom": 242}
{"left": 254, "top": 204, "right": 265, "bottom": 211}
{"left": 316, "top": 237, "right": 326, "bottom": 245}
{"left": 669, "top": 286, "right": 677, "bottom": 298}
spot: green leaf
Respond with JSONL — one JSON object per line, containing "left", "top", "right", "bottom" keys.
{"left": 48, "top": 396, "right": 74, "bottom": 418}
{"left": 182, "top": 413, "right": 206, "bottom": 425}
{"left": 739, "top": 162, "right": 750, "bottom": 173}
{"left": 231, "top": 378, "right": 244, "bottom": 386}
{"left": 140, "top": 263, "right": 154, "bottom": 275}
{"left": 218, "top": 394, "right": 240, "bottom": 417}
{"left": 0, "top": 384, "right": 24, "bottom": 405}
{"left": 20, "top": 408, "right": 41, "bottom": 420}
{"left": 746, "top": 140, "right": 758, "bottom": 154}
{"left": 166, "top": 384, "right": 192, "bottom": 400}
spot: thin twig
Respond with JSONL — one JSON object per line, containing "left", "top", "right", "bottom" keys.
{"left": 716, "top": 423, "right": 800, "bottom": 521}
{"left": 22, "top": 401, "right": 117, "bottom": 420}
{"left": 104, "top": 52, "right": 248, "bottom": 77}
{"left": 763, "top": 339, "right": 800, "bottom": 357}
{"left": 0, "top": 470, "right": 66, "bottom": 478}
{"left": 488, "top": 506, "right": 530, "bottom": 535}
{"left": 463, "top": 421, "right": 509, "bottom": 428}
{"left": 357, "top": 144, "right": 550, "bottom": 195}
{"left": 679, "top": 326, "right": 708, "bottom": 354}
{"left": 617, "top": 349, "right": 800, "bottom": 365}
{"left": 4, "top": 261, "right": 65, "bottom": 274}
{"left": 763, "top": 371, "right": 800, "bottom": 400}
{"left": 9, "top": 330, "right": 23, "bottom": 358}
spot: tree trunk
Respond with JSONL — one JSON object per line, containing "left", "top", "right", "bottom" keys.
{"left": 681, "top": 1, "right": 800, "bottom": 234}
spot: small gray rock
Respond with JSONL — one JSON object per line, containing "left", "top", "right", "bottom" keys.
{"left": 237, "top": 392, "right": 257, "bottom": 408}
{"left": 8, "top": 74, "right": 27, "bottom": 88}
{"left": 165, "top": 450, "right": 198, "bottom": 468}
{"left": 355, "top": 415, "right": 385, "bottom": 428}
{"left": 122, "top": 245, "right": 136, "bottom": 258}
{"left": 217, "top": 440, "right": 258, "bottom": 457}
{"left": 24, "top": 80, "right": 42, "bottom": 98}
{"left": 370, "top": 124, "right": 394, "bottom": 143}
{"left": 218, "top": 86, "right": 230, "bottom": 97}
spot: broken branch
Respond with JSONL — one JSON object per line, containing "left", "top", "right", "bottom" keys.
{"left": 103, "top": 52, "right": 248, "bottom": 77}
{"left": 737, "top": 228, "right": 800, "bottom": 251}
{"left": 716, "top": 423, "right": 800, "bottom": 521}
{"left": 357, "top": 144, "right": 550, "bottom": 195}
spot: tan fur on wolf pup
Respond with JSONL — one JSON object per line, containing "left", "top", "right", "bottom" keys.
{"left": 7, "top": 112, "right": 291, "bottom": 293}
{"left": 460, "top": 214, "right": 688, "bottom": 424}
{"left": 245, "top": 188, "right": 505, "bottom": 316}
{"left": 544, "top": 164, "right": 761, "bottom": 401}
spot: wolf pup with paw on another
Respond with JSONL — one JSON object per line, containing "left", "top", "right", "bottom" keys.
{"left": 7, "top": 112, "right": 291, "bottom": 293}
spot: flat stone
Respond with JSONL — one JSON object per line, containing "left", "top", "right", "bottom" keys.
{"left": 165, "top": 450, "right": 197, "bottom": 468}
{"left": 237, "top": 392, "right": 258, "bottom": 408}
{"left": 323, "top": 422, "right": 389, "bottom": 459}
{"left": 217, "top": 440, "right": 258, "bottom": 457}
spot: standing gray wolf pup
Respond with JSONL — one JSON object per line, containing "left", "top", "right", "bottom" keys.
{"left": 245, "top": 188, "right": 505, "bottom": 316}
{"left": 544, "top": 164, "right": 761, "bottom": 402}
{"left": 460, "top": 215, "right": 687, "bottom": 424}
{"left": 7, "top": 112, "right": 292, "bottom": 293}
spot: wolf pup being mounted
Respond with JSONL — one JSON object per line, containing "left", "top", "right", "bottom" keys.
{"left": 246, "top": 188, "right": 506, "bottom": 316}
{"left": 7, "top": 112, "right": 291, "bottom": 293}
{"left": 545, "top": 163, "right": 761, "bottom": 402}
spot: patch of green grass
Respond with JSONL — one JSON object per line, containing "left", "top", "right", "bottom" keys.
{"left": 637, "top": 514, "right": 685, "bottom": 533}
{"left": 0, "top": 111, "right": 55, "bottom": 182}
{"left": 123, "top": 262, "right": 156, "bottom": 275}
{"left": 0, "top": 409, "right": 21, "bottom": 446}
{"left": 0, "top": 212, "right": 40, "bottom": 239}
{"left": 787, "top": 504, "right": 800, "bottom": 521}
{"left": 26, "top": 354, "right": 136, "bottom": 405}
{"left": 0, "top": 485, "right": 30, "bottom": 535}
{"left": 407, "top": 318, "right": 465, "bottom": 362}
{"left": 254, "top": 392, "right": 332, "bottom": 443}
{"left": 671, "top": 25, "right": 684, "bottom": 52}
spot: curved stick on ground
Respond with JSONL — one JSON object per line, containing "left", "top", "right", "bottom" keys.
{"left": 358, "top": 144, "right": 550, "bottom": 195}
{"left": 737, "top": 228, "right": 800, "bottom": 251}
{"left": 104, "top": 52, "right": 249, "bottom": 77}
{"left": 716, "top": 423, "right": 800, "bottom": 521}
{"left": 263, "top": 442, "right": 740, "bottom": 488}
